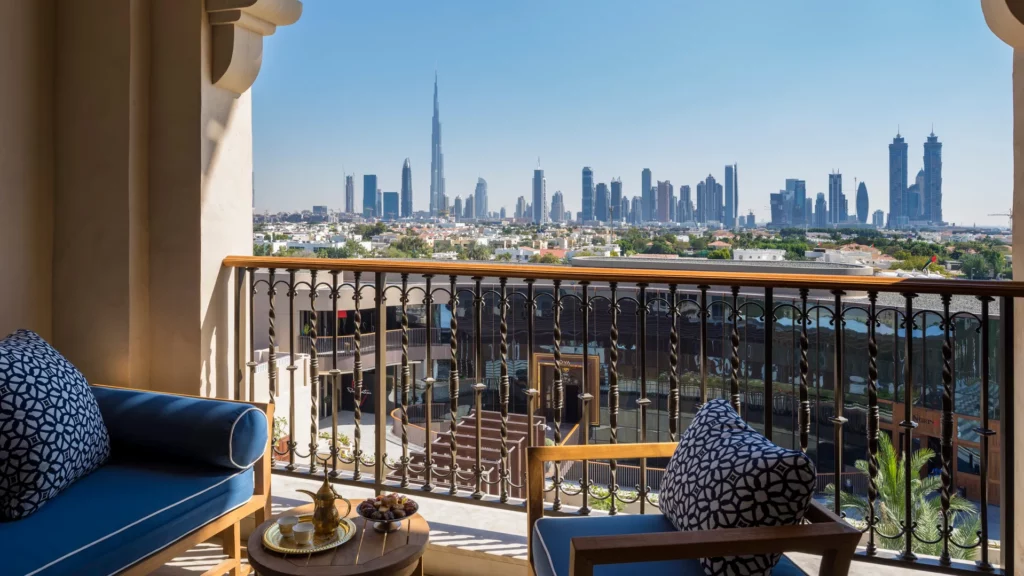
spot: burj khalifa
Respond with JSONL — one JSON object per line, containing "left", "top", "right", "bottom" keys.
{"left": 429, "top": 73, "right": 445, "bottom": 215}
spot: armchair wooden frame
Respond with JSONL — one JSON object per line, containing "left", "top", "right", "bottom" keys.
{"left": 94, "top": 385, "right": 274, "bottom": 576}
{"left": 526, "top": 443, "right": 862, "bottom": 576}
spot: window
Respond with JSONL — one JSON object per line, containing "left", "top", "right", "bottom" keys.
{"left": 957, "top": 417, "right": 982, "bottom": 444}
{"left": 957, "top": 446, "right": 981, "bottom": 476}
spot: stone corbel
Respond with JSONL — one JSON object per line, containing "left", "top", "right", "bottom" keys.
{"left": 982, "top": 0, "right": 1024, "bottom": 48}
{"left": 207, "top": 0, "right": 303, "bottom": 95}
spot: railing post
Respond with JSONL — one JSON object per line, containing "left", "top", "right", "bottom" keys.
{"left": 764, "top": 286, "right": 774, "bottom": 441}
{"left": 899, "top": 292, "right": 917, "bottom": 562}
{"left": 234, "top": 266, "right": 245, "bottom": 401}
{"left": 999, "top": 295, "right": 1015, "bottom": 576}
{"left": 374, "top": 272, "right": 388, "bottom": 494}
{"left": 423, "top": 274, "right": 435, "bottom": 492}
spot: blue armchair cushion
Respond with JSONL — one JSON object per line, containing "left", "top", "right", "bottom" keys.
{"left": 659, "top": 399, "right": 816, "bottom": 576}
{"left": 0, "top": 329, "right": 110, "bottom": 520}
{"left": 532, "top": 514, "right": 806, "bottom": 576}
{"left": 0, "top": 457, "right": 254, "bottom": 576}
{"left": 91, "top": 386, "right": 268, "bottom": 470}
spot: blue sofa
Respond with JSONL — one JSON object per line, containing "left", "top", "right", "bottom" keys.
{"left": 1, "top": 385, "right": 272, "bottom": 576}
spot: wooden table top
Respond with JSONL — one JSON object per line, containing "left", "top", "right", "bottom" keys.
{"left": 247, "top": 499, "right": 429, "bottom": 576}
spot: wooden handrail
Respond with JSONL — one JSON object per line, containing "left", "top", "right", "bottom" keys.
{"left": 223, "top": 255, "right": 1024, "bottom": 297}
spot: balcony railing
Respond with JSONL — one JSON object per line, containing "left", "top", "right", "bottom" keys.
{"left": 224, "top": 256, "right": 1022, "bottom": 574}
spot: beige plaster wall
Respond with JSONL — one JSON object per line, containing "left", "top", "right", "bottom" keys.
{"left": 53, "top": 0, "right": 149, "bottom": 388}
{"left": 0, "top": 0, "right": 54, "bottom": 340}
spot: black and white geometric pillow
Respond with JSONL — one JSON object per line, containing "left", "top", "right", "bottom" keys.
{"left": 0, "top": 329, "right": 110, "bottom": 519}
{"left": 660, "top": 399, "right": 816, "bottom": 576}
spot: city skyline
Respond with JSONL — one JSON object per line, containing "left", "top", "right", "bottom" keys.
{"left": 253, "top": 1, "right": 1011, "bottom": 225}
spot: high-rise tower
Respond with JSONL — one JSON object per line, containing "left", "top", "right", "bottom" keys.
{"left": 474, "top": 178, "right": 488, "bottom": 219}
{"left": 429, "top": 73, "right": 445, "bottom": 216}
{"left": 641, "top": 168, "right": 652, "bottom": 221}
{"left": 610, "top": 179, "right": 622, "bottom": 223}
{"left": 581, "top": 167, "right": 595, "bottom": 222}
{"left": 401, "top": 159, "right": 413, "bottom": 218}
{"left": 828, "top": 172, "right": 844, "bottom": 224}
{"left": 345, "top": 175, "right": 354, "bottom": 213}
{"left": 724, "top": 164, "right": 739, "bottom": 229}
{"left": 856, "top": 181, "right": 869, "bottom": 224}
{"left": 923, "top": 131, "right": 942, "bottom": 223}
{"left": 888, "top": 132, "right": 908, "bottom": 228}
{"left": 533, "top": 167, "right": 546, "bottom": 224}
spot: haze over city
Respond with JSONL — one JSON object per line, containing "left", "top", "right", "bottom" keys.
{"left": 252, "top": 0, "right": 1012, "bottom": 226}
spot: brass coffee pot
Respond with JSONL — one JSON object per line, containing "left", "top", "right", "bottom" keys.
{"left": 297, "top": 472, "right": 351, "bottom": 536}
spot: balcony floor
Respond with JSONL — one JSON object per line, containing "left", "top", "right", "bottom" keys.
{"left": 150, "top": 474, "right": 947, "bottom": 576}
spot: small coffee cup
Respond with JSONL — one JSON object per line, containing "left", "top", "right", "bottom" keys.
{"left": 277, "top": 515, "right": 299, "bottom": 536}
{"left": 293, "top": 522, "right": 315, "bottom": 545}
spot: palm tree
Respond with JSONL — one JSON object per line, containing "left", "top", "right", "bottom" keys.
{"left": 824, "top": 433, "right": 981, "bottom": 560}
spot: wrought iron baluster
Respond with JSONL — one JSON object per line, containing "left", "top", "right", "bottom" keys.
{"left": 374, "top": 272, "right": 388, "bottom": 491}
{"left": 866, "top": 291, "right": 879, "bottom": 556}
{"left": 308, "top": 270, "right": 319, "bottom": 475}
{"left": 699, "top": 285, "right": 709, "bottom": 406}
{"left": 247, "top": 268, "right": 257, "bottom": 402}
{"left": 799, "top": 288, "right": 810, "bottom": 453}
{"left": 329, "top": 271, "right": 341, "bottom": 478}
{"left": 998, "top": 296, "right": 1015, "bottom": 576}
{"left": 608, "top": 282, "right": 620, "bottom": 515}
{"left": 351, "top": 272, "right": 364, "bottom": 481}
{"left": 978, "top": 296, "right": 994, "bottom": 570}
{"left": 552, "top": 279, "right": 564, "bottom": 511}
{"left": 448, "top": 275, "right": 460, "bottom": 495}
{"left": 764, "top": 287, "right": 774, "bottom": 442}
{"left": 940, "top": 294, "right": 954, "bottom": 565}
{"left": 267, "top": 268, "right": 278, "bottom": 405}
{"left": 668, "top": 284, "right": 679, "bottom": 441}
{"left": 423, "top": 274, "right": 435, "bottom": 491}
{"left": 900, "top": 293, "right": 918, "bottom": 561}
{"left": 499, "top": 277, "right": 511, "bottom": 503}
{"left": 579, "top": 282, "right": 592, "bottom": 515}
{"left": 524, "top": 279, "right": 538, "bottom": 492}
{"left": 399, "top": 273, "right": 410, "bottom": 487}
{"left": 472, "top": 277, "right": 485, "bottom": 499}
{"left": 286, "top": 269, "right": 298, "bottom": 471}
{"left": 831, "top": 289, "right": 847, "bottom": 518}
{"left": 637, "top": 284, "right": 650, "bottom": 514}
{"left": 730, "top": 286, "right": 741, "bottom": 414}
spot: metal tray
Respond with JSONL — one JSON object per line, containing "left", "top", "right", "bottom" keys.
{"left": 262, "top": 514, "right": 357, "bottom": 555}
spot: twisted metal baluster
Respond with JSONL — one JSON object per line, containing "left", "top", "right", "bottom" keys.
{"left": 978, "top": 296, "right": 994, "bottom": 571}
{"left": 668, "top": 284, "right": 679, "bottom": 441}
{"left": 699, "top": 285, "right": 709, "bottom": 406}
{"left": 267, "top": 268, "right": 278, "bottom": 405}
{"left": 637, "top": 284, "right": 650, "bottom": 514}
{"left": 399, "top": 274, "right": 410, "bottom": 487}
{"left": 351, "top": 272, "right": 364, "bottom": 481}
{"left": 329, "top": 271, "right": 341, "bottom": 478}
{"left": 471, "top": 277, "right": 485, "bottom": 499}
{"left": 247, "top": 268, "right": 257, "bottom": 402}
{"left": 763, "top": 287, "right": 774, "bottom": 442}
{"left": 866, "top": 291, "right": 880, "bottom": 556}
{"left": 308, "top": 270, "right": 319, "bottom": 474}
{"left": 552, "top": 279, "right": 564, "bottom": 511}
{"left": 448, "top": 275, "right": 460, "bottom": 495}
{"left": 286, "top": 270, "right": 298, "bottom": 471}
{"left": 831, "top": 289, "right": 848, "bottom": 518}
{"left": 523, "top": 279, "right": 538, "bottom": 497}
{"left": 608, "top": 282, "right": 620, "bottom": 515}
{"left": 730, "top": 285, "right": 741, "bottom": 414}
{"left": 899, "top": 293, "right": 918, "bottom": 561}
{"left": 799, "top": 288, "right": 810, "bottom": 453}
{"left": 498, "top": 277, "right": 511, "bottom": 503}
{"left": 579, "top": 282, "right": 592, "bottom": 515}
{"left": 423, "top": 274, "right": 436, "bottom": 491}
{"left": 939, "top": 293, "right": 953, "bottom": 565}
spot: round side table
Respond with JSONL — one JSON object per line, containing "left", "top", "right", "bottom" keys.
{"left": 247, "top": 499, "right": 428, "bottom": 576}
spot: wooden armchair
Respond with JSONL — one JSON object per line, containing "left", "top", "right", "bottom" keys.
{"left": 526, "top": 443, "right": 861, "bottom": 576}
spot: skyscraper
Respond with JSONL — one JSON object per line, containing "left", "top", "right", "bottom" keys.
{"left": 856, "top": 182, "right": 869, "bottom": 224}
{"left": 907, "top": 171, "right": 924, "bottom": 220}
{"left": 376, "top": 188, "right": 382, "bottom": 219}
{"left": 804, "top": 198, "right": 812, "bottom": 227}
{"left": 401, "top": 159, "right": 413, "bottom": 218}
{"left": 533, "top": 168, "right": 546, "bottom": 224}
{"left": 888, "top": 133, "right": 908, "bottom": 228}
{"left": 581, "top": 167, "right": 595, "bottom": 222}
{"left": 814, "top": 193, "right": 827, "bottom": 228}
{"left": 429, "top": 74, "right": 445, "bottom": 216}
{"left": 382, "top": 192, "right": 399, "bottom": 221}
{"left": 362, "top": 174, "right": 377, "bottom": 219}
{"left": 724, "top": 164, "right": 739, "bottom": 229}
{"left": 641, "top": 169, "right": 652, "bottom": 222}
{"left": 680, "top": 185, "right": 693, "bottom": 222}
{"left": 345, "top": 175, "right": 354, "bottom": 213}
{"left": 620, "top": 196, "right": 629, "bottom": 225}
{"left": 551, "top": 191, "right": 564, "bottom": 223}
{"left": 785, "top": 179, "right": 806, "bottom": 225}
{"left": 453, "top": 195, "right": 463, "bottom": 219}
{"left": 700, "top": 174, "right": 721, "bottom": 223}
{"left": 923, "top": 131, "right": 942, "bottom": 223}
{"left": 872, "top": 210, "right": 885, "bottom": 227}
{"left": 610, "top": 179, "right": 622, "bottom": 223}
{"left": 630, "top": 196, "right": 643, "bottom": 225}
{"left": 515, "top": 196, "right": 527, "bottom": 219}
{"left": 596, "top": 183, "right": 609, "bottom": 222}
{"left": 464, "top": 195, "right": 474, "bottom": 220}
{"left": 695, "top": 181, "right": 706, "bottom": 224}
{"left": 474, "top": 178, "right": 488, "bottom": 219}
{"left": 657, "top": 180, "right": 671, "bottom": 223}
{"left": 828, "top": 172, "right": 843, "bottom": 224}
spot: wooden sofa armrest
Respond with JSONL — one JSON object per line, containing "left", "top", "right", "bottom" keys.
{"left": 567, "top": 509, "right": 861, "bottom": 576}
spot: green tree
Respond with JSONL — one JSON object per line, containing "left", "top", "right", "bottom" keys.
{"left": 253, "top": 243, "right": 272, "bottom": 256}
{"left": 529, "top": 253, "right": 562, "bottom": 264}
{"left": 353, "top": 222, "right": 387, "bottom": 240}
{"left": 495, "top": 252, "right": 512, "bottom": 261}
{"left": 315, "top": 240, "right": 367, "bottom": 259}
{"left": 461, "top": 243, "right": 492, "bottom": 261}
{"left": 824, "top": 433, "right": 980, "bottom": 560}
{"left": 707, "top": 248, "right": 731, "bottom": 260}
{"left": 690, "top": 236, "right": 709, "bottom": 251}
{"left": 960, "top": 254, "right": 990, "bottom": 279}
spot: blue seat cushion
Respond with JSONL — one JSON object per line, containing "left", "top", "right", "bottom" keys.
{"left": 532, "top": 515, "right": 807, "bottom": 576}
{"left": 92, "top": 385, "right": 267, "bottom": 470}
{"left": 0, "top": 457, "right": 254, "bottom": 576}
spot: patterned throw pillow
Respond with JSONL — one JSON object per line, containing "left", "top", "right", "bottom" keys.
{"left": 0, "top": 329, "right": 110, "bottom": 519}
{"left": 659, "top": 399, "right": 816, "bottom": 576}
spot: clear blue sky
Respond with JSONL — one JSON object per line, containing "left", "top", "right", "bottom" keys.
{"left": 253, "top": 0, "right": 1012, "bottom": 226}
